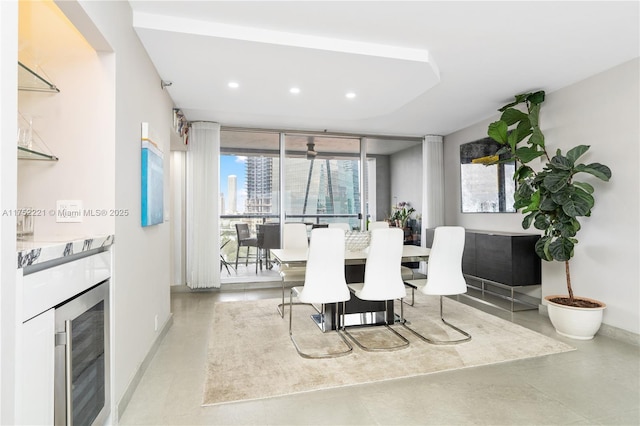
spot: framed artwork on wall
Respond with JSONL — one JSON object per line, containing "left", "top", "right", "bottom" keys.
{"left": 460, "top": 137, "right": 516, "bottom": 213}
{"left": 141, "top": 122, "right": 164, "bottom": 226}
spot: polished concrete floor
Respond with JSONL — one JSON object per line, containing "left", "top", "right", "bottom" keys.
{"left": 119, "top": 286, "right": 639, "bottom": 425}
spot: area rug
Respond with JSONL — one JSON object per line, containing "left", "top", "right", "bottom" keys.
{"left": 203, "top": 295, "right": 574, "bottom": 406}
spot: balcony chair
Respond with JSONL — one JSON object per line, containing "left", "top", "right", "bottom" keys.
{"left": 219, "top": 239, "right": 235, "bottom": 276}
{"left": 343, "top": 228, "right": 410, "bottom": 351}
{"left": 234, "top": 223, "right": 259, "bottom": 272}
{"left": 257, "top": 223, "right": 280, "bottom": 270}
{"left": 402, "top": 226, "right": 471, "bottom": 344}
{"left": 289, "top": 228, "right": 353, "bottom": 358}
{"left": 277, "top": 223, "right": 309, "bottom": 317}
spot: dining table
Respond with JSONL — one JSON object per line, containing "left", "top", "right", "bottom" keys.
{"left": 270, "top": 245, "right": 430, "bottom": 330}
{"left": 270, "top": 244, "right": 430, "bottom": 266}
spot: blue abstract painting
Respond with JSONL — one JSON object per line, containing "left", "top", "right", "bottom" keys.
{"left": 141, "top": 140, "right": 164, "bottom": 226}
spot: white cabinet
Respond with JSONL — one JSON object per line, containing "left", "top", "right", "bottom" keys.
{"left": 20, "top": 308, "right": 55, "bottom": 425}
{"left": 16, "top": 246, "right": 113, "bottom": 425}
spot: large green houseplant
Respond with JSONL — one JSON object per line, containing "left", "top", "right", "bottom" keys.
{"left": 487, "top": 91, "right": 612, "bottom": 337}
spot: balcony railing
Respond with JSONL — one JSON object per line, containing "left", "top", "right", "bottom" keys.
{"left": 220, "top": 213, "right": 360, "bottom": 225}
{"left": 219, "top": 214, "right": 362, "bottom": 268}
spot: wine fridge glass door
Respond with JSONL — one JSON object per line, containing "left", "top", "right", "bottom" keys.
{"left": 54, "top": 280, "right": 110, "bottom": 426}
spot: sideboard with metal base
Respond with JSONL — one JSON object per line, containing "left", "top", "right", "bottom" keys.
{"left": 424, "top": 229, "right": 542, "bottom": 312}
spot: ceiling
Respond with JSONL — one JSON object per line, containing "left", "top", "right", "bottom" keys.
{"left": 130, "top": 1, "right": 639, "bottom": 141}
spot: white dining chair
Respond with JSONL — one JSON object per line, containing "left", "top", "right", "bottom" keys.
{"left": 367, "top": 220, "right": 415, "bottom": 287}
{"left": 402, "top": 226, "right": 471, "bottom": 344}
{"left": 328, "top": 222, "right": 351, "bottom": 232}
{"left": 343, "top": 228, "right": 410, "bottom": 351}
{"left": 289, "top": 228, "right": 353, "bottom": 358}
{"left": 283, "top": 223, "right": 309, "bottom": 250}
{"left": 368, "top": 221, "right": 389, "bottom": 230}
{"left": 277, "top": 223, "right": 309, "bottom": 317}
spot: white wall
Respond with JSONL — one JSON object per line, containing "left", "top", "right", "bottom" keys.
{"left": 17, "top": 0, "right": 114, "bottom": 239}
{"left": 0, "top": 2, "right": 18, "bottom": 422}
{"left": 444, "top": 58, "right": 640, "bottom": 335}
{"left": 390, "top": 143, "right": 423, "bottom": 218}
{"left": 373, "top": 154, "right": 390, "bottom": 220}
{"left": 56, "top": 0, "right": 174, "bottom": 415}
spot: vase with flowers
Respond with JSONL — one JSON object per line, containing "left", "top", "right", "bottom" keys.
{"left": 389, "top": 201, "right": 415, "bottom": 228}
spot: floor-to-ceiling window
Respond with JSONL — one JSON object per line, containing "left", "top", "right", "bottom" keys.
{"left": 283, "top": 134, "right": 362, "bottom": 229}
{"left": 219, "top": 129, "right": 422, "bottom": 282}
{"left": 219, "top": 130, "right": 280, "bottom": 277}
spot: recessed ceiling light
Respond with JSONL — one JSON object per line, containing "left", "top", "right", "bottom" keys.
{"left": 290, "top": 87, "right": 300, "bottom": 94}
{"left": 228, "top": 81, "right": 239, "bottom": 89}
{"left": 345, "top": 92, "right": 356, "bottom": 99}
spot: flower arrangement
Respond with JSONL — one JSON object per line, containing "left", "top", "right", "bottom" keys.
{"left": 389, "top": 201, "right": 415, "bottom": 228}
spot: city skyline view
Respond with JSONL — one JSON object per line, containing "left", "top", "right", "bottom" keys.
{"left": 220, "top": 155, "right": 246, "bottom": 214}
{"left": 219, "top": 153, "right": 362, "bottom": 223}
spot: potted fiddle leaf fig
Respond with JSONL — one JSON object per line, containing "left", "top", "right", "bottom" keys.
{"left": 487, "top": 90, "right": 612, "bottom": 339}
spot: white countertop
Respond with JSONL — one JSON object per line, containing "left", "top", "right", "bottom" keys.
{"left": 17, "top": 234, "right": 114, "bottom": 269}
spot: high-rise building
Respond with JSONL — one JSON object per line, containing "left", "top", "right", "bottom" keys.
{"left": 285, "top": 158, "right": 360, "bottom": 217}
{"left": 228, "top": 175, "right": 237, "bottom": 214}
{"left": 242, "top": 156, "right": 360, "bottom": 221}
{"left": 245, "top": 157, "right": 273, "bottom": 214}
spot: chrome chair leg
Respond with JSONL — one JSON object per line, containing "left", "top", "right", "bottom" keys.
{"left": 402, "top": 284, "right": 415, "bottom": 306}
{"left": 401, "top": 296, "right": 471, "bottom": 344}
{"left": 289, "top": 291, "right": 353, "bottom": 359}
{"left": 277, "top": 278, "right": 320, "bottom": 318}
{"left": 343, "top": 300, "right": 410, "bottom": 352}
{"left": 277, "top": 277, "right": 286, "bottom": 317}
{"left": 401, "top": 269, "right": 415, "bottom": 307}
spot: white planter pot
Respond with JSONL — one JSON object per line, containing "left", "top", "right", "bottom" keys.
{"left": 545, "top": 295, "right": 606, "bottom": 340}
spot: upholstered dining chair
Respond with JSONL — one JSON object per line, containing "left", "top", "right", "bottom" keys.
{"left": 277, "top": 223, "right": 309, "bottom": 317}
{"left": 368, "top": 221, "right": 390, "bottom": 230}
{"left": 328, "top": 222, "right": 351, "bottom": 232}
{"left": 289, "top": 228, "right": 353, "bottom": 358}
{"left": 367, "top": 220, "right": 415, "bottom": 285}
{"left": 402, "top": 226, "right": 471, "bottom": 344}
{"left": 282, "top": 222, "right": 308, "bottom": 250}
{"left": 234, "top": 223, "right": 259, "bottom": 272}
{"left": 343, "top": 228, "right": 410, "bottom": 351}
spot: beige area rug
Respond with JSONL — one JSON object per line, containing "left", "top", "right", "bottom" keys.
{"left": 203, "top": 295, "right": 574, "bottom": 406}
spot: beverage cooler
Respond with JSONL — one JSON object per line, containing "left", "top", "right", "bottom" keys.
{"left": 54, "top": 280, "right": 110, "bottom": 426}
{"left": 19, "top": 242, "right": 112, "bottom": 426}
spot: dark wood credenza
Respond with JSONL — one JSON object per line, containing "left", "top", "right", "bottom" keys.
{"left": 424, "top": 229, "right": 542, "bottom": 311}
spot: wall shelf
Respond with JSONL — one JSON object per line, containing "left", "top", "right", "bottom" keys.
{"left": 18, "top": 62, "right": 60, "bottom": 93}
{"left": 17, "top": 112, "right": 59, "bottom": 161}
{"left": 17, "top": 146, "right": 59, "bottom": 161}
{"left": 17, "top": 62, "right": 60, "bottom": 160}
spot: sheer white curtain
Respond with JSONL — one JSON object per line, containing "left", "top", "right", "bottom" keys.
{"left": 420, "top": 135, "right": 445, "bottom": 274}
{"left": 422, "top": 135, "right": 445, "bottom": 230}
{"left": 186, "top": 122, "right": 220, "bottom": 289}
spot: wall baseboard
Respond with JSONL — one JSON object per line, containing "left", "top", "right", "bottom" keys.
{"left": 596, "top": 322, "right": 640, "bottom": 346}
{"left": 538, "top": 304, "right": 639, "bottom": 347}
{"left": 115, "top": 313, "right": 174, "bottom": 421}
